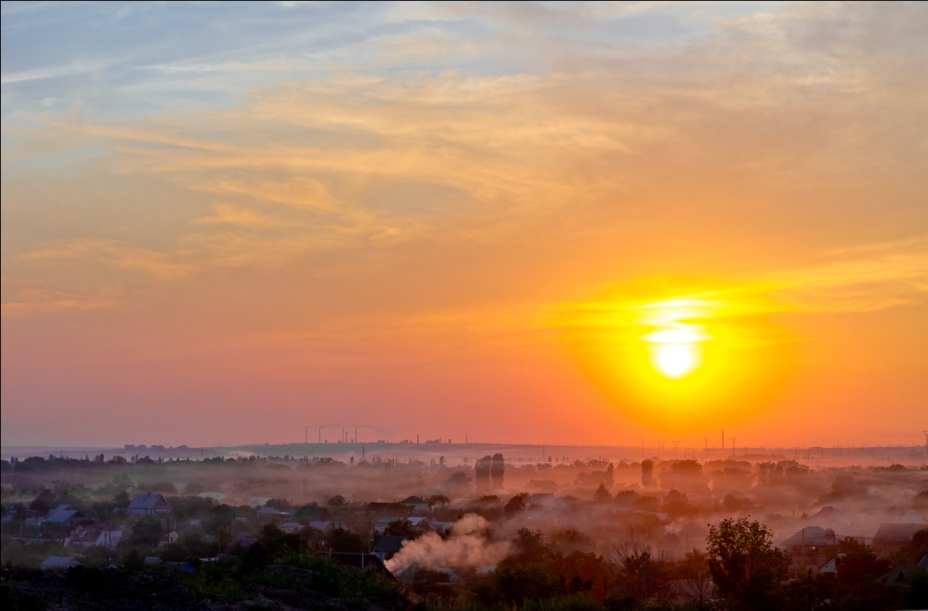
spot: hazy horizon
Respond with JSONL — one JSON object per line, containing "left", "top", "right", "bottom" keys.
{"left": 2, "top": 2, "right": 927, "bottom": 449}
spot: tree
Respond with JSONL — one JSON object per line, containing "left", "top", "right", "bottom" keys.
{"left": 505, "top": 492, "right": 529, "bottom": 515}
{"left": 593, "top": 483, "right": 613, "bottom": 503}
{"left": 611, "top": 541, "right": 670, "bottom": 601}
{"left": 835, "top": 538, "right": 890, "bottom": 590}
{"left": 329, "top": 528, "right": 364, "bottom": 553}
{"left": 383, "top": 519, "right": 414, "bottom": 536}
{"left": 427, "top": 494, "right": 450, "bottom": 507}
{"left": 673, "top": 549, "right": 713, "bottom": 603}
{"left": 29, "top": 489, "right": 56, "bottom": 514}
{"left": 705, "top": 518, "right": 789, "bottom": 611}
{"left": 130, "top": 516, "right": 165, "bottom": 546}
{"left": 327, "top": 494, "right": 347, "bottom": 507}
{"left": 510, "top": 528, "right": 547, "bottom": 563}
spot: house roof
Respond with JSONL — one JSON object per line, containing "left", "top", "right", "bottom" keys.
{"left": 373, "top": 535, "right": 411, "bottom": 553}
{"left": 809, "top": 506, "right": 843, "bottom": 521}
{"left": 41, "top": 556, "right": 80, "bottom": 569}
{"left": 128, "top": 492, "right": 171, "bottom": 510}
{"left": 295, "top": 507, "right": 331, "bottom": 521}
{"left": 873, "top": 523, "right": 926, "bottom": 545}
{"left": 401, "top": 496, "right": 427, "bottom": 505}
{"left": 780, "top": 526, "right": 841, "bottom": 547}
{"left": 46, "top": 508, "right": 79, "bottom": 523}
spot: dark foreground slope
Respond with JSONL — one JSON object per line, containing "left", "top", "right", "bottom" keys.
{"left": 0, "top": 566, "right": 402, "bottom": 611}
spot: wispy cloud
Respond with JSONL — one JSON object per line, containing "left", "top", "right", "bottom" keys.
{"left": 16, "top": 239, "right": 191, "bottom": 280}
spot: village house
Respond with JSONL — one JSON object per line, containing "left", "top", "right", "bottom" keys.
{"left": 127, "top": 492, "right": 172, "bottom": 515}
{"left": 66, "top": 522, "right": 122, "bottom": 549}
{"left": 46, "top": 505, "right": 83, "bottom": 526}
{"left": 41, "top": 556, "right": 81, "bottom": 570}
{"left": 373, "top": 534, "right": 412, "bottom": 561}
{"left": 872, "top": 523, "right": 926, "bottom": 554}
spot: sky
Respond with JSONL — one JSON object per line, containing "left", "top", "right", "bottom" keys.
{"left": 1, "top": 1, "right": 926, "bottom": 449}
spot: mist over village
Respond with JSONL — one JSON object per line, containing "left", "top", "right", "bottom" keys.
{"left": 2, "top": 1, "right": 927, "bottom": 610}
{"left": 2, "top": 439, "right": 927, "bottom": 610}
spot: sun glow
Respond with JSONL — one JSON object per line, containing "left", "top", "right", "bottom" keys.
{"left": 642, "top": 326, "right": 706, "bottom": 378}
{"left": 555, "top": 286, "right": 797, "bottom": 431}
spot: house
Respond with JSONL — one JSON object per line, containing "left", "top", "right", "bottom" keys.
{"left": 817, "top": 553, "right": 846, "bottom": 575}
{"left": 256, "top": 506, "right": 289, "bottom": 520}
{"left": 407, "top": 517, "right": 435, "bottom": 533}
{"left": 876, "top": 565, "right": 926, "bottom": 586}
{"left": 400, "top": 496, "right": 429, "bottom": 512}
{"left": 294, "top": 506, "right": 332, "bottom": 522}
{"left": 144, "top": 556, "right": 163, "bottom": 566}
{"left": 779, "top": 526, "right": 848, "bottom": 567}
{"left": 279, "top": 522, "right": 304, "bottom": 534}
{"left": 46, "top": 505, "right": 82, "bottom": 525}
{"left": 128, "top": 492, "right": 172, "bottom": 515}
{"left": 781, "top": 526, "right": 844, "bottom": 550}
{"left": 67, "top": 522, "right": 123, "bottom": 549}
{"left": 41, "top": 556, "right": 81, "bottom": 570}
{"left": 224, "top": 534, "right": 259, "bottom": 555}
{"left": 872, "top": 523, "right": 926, "bottom": 553}
{"left": 164, "top": 530, "right": 180, "bottom": 544}
{"left": 373, "top": 534, "right": 412, "bottom": 561}
{"left": 330, "top": 552, "right": 394, "bottom": 577}
{"left": 310, "top": 520, "right": 346, "bottom": 531}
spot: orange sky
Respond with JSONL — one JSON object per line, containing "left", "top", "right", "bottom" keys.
{"left": 2, "top": 2, "right": 926, "bottom": 448}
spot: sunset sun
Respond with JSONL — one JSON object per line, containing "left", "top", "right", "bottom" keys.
{"left": 644, "top": 327, "right": 705, "bottom": 379}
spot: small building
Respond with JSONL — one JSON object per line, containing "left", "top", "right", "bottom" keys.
{"left": 779, "top": 526, "right": 847, "bottom": 567}
{"left": 46, "top": 505, "right": 82, "bottom": 525}
{"left": 310, "top": 520, "right": 346, "bottom": 531}
{"left": 67, "top": 522, "right": 122, "bottom": 549}
{"left": 330, "top": 552, "right": 394, "bottom": 577}
{"left": 279, "top": 522, "right": 304, "bottom": 534}
{"left": 256, "top": 506, "right": 289, "bottom": 520}
{"left": 872, "top": 523, "right": 926, "bottom": 554}
{"left": 143, "top": 556, "right": 163, "bottom": 566}
{"left": 41, "top": 556, "right": 81, "bottom": 570}
{"left": 817, "top": 553, "right": 846, "bottom": 575}
{"left": 407, "top": 516, "right": 434, "bottom": 533}
{"left": 128, "top": 493, "right": 173, "bottom": 515}
{"left": 373, "top": 534, "right": 412, "bottom": 561}
{"left": 294, "top": 506, "right": 332, "bottom": 522}
{"left": 400, "top": 496, "right": 429, "bottom": 512}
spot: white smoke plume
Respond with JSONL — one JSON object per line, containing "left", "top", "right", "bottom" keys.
{"left": 385, "top": 513, "right": 510, "bottom": 573}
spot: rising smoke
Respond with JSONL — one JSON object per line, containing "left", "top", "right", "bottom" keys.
{"left": 385, "top": 513, "right": 510, "bottom": 573}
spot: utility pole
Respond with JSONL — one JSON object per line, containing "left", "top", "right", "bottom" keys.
{"left": 704, "top": 437, "right": 709, "bottom": 452}
{"left": 732, "top": 438, "right": 736, "bottom": 456}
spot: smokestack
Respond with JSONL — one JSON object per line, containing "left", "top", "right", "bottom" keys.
{"left": 722, "top": 430, "right": 725, "bottom": 450}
